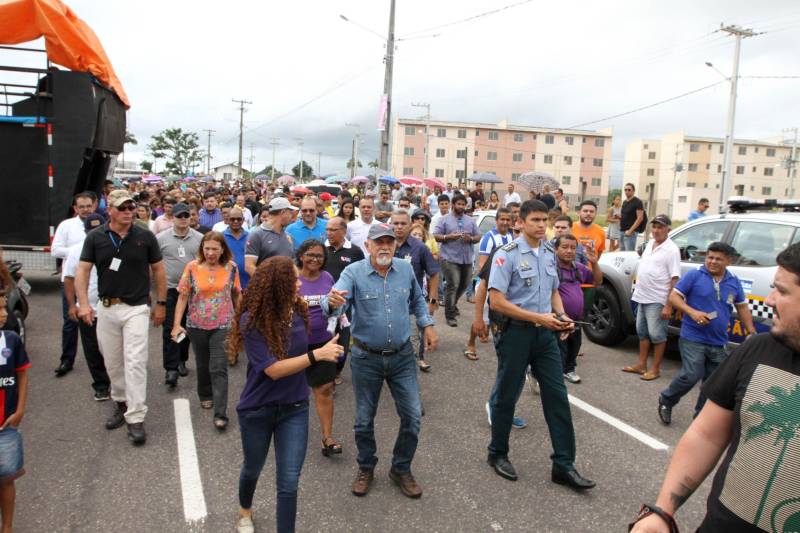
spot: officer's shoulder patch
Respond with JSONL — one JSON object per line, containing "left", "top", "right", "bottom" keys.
{"left": 500, "top": 242, "right": 518, "bottom": 252}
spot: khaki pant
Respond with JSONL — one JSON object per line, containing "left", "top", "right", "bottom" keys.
{"left": 96, "top": 303, "right": 150, "bottom": 423}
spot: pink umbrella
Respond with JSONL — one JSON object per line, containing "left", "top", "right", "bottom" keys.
{"left": 350, "top": 176, "right": 370, "bottom": 184}
{"left": 423, "top": 177, "right": 445, "bottom": 190}
{"left": 277, "top": 175, "right": 295, "bottom": 185}
{"left": 400, "top": 176, "right": 423, "bottom": 187}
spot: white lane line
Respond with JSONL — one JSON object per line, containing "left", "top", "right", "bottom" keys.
{"left": 567, "top": 394, "right": 670, "bottom": 451}
{"left": 173, "top": 398, "right": 208, "bottom": 523}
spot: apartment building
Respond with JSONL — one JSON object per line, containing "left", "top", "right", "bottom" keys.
{"left": 391, "top": 118, "right": 612, "bottom": 208}
{"left": 624, "top": 130, "right": 797, "bottom": 221}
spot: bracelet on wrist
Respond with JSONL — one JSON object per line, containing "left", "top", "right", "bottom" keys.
{"left": 307, "top": 350, "right": 316, "bottom": 365}
{"left": 628, "top": 504, "right": 679, "bottom": 533}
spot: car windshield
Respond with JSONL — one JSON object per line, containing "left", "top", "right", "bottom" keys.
{"left": 730, "top": 222, "right": 797, "bottom": 267}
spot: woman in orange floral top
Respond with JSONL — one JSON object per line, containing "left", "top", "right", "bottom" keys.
{"left": 172, "top": 231, "right": 241, "bottom": 429}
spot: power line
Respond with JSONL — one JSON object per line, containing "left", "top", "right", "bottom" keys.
{"left": 401, "top": 0, "right": 535, "bottom": 38}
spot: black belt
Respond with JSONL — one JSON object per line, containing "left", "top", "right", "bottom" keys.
{"left": 508, "top": 319, "right": 542, "bottom": 328}
{"left": 353, "top": 339, "right": 411, "bottom": 356}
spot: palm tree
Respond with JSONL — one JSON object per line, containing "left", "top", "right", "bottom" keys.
{"left": 745, "top": 383, "right": 800, "bottom": 525}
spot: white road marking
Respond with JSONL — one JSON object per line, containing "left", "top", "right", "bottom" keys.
{"left": 567, "top": 394, "right": 670, "bottom": 451}
{"left": 173, "top": 398, "right": 208, "bottom": 523}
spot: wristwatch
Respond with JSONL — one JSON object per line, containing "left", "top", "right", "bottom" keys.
{"left": 428, "top": 299, "right": 438, "bottom": 305}
{"left": 156, "top": 300, "right": 167, "bottom": 306}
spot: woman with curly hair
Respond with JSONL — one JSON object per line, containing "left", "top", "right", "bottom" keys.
{"left": 228, "top": 256, "right": 343, "bottom": 533}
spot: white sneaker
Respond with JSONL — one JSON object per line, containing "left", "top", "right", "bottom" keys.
{"left": 237, "top": 515, "right": 254, "bottom": 533}
{"left": 485, "top": 401, "right": 492, "bottom": 426}
{"left": 564, "top": 372, "right": 581, "bottom": 384}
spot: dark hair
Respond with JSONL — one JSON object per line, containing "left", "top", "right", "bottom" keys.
{"left": 554, "top": 214, "right": 573, "bottom": 225}
{"left": 777, "top": 243, "right": 800, "bottom": 281}
{"left": 336, "top": 198, "right": 357, "bottom": 221}
{"left": 699, "top": 197, "right": 709, "bottom": 204}
{"left": 163, "top": 195, "right": 177, "bottom": 205}
{"left": 496, "top": 207, "right": 511, "bottom": 217}
{"left": 220, "top": 202, "right": 233, "bottom": 209}
{"left": 197, "top": 231, "right": 233, "bottom": 265}
{"left": 625, "top": 183, "right": 636, "bottom": 191}
{"left": 557, "top": 188, "right": 564, "bottom": 195}
{"left": 74, "top": 191, "right": 95, "bottom": 204}
{"left": 507, "top": 201, "right": 520, "bottom": 210}
{"left": 520, "top": 199, "right": 549, "bottom": 219}
{"left": 578, "top": 200, "right": 597, "bottom": 210}
{"left": 554, "top": 234, "right": 578, "bottom": 248}
{"left": 204, "top": 191, "right": 217, "bottom": 199}
{"left": 398, "top": 196, "right": 412, "bottom": 205}
{"left": 296, "top": 239, "right": 327, "bottom": 269}
{"left": 707, "top": 241, "right": 737, "bottom": 258}
{"left": 437, "top": 194, "right": 450, "bottom": 204}
{"left": 452, "top": 193, "right": 467, "bottom": 205}
{"left": 260, "top": 204, "right": 271, "bottom": 215}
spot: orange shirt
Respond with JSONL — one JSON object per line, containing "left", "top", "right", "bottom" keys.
{"left": 571, "top": 222, "right": 606, "bottom": 257}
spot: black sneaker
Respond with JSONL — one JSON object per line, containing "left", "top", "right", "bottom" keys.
{"left": 658, "top": 401, "right": 672, "bottom": 425}
{"left": 94, "top": 389, "right": 111, "bottom": 402}
{"left": 177, "top": 361, "right": 189, "bottom": 377}
{"left": 446, "top": 318, "right": 458, "bottom": 327}
{"left": 127, "top": 422, "right": 146, "bottom": 445}
{"left": 165, "top": 370, "right": 179, "bottom": 387}
{"left": 106, "top": 402, "right": 127, "bottom": 430}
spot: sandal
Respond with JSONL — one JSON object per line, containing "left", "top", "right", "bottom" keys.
{"left": 417, "top": 360, "right": 431, "bottom": 372}
{"left": 200, "top": 400, "right": 213, "bottom": 409}
{"left": 463, "top": 349, "right": 479, "bottom": 361}
{"left": 322, "top": 436, "right": 342, "bottom": 457}
{"left": 641, "top": 371, "right": 661, "bottom": 381}
{"left": 621, "top": 365, "right": 645, "bottom": 374}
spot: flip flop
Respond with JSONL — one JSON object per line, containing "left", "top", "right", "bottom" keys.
{"left": 622, "top": 365, "right": 645, "bottom": 374}
{"left": 463, "top": 350, "right": 479, "bottom": 361}
{"left": 640, "top": 371, "right": 661, "bottom": 381}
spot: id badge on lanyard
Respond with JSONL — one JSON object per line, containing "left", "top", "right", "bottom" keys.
{"left": 108, "top": 233, "right": 122, "bottom": 271}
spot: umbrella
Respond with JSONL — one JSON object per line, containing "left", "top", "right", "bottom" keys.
{"left": 325, "top": 175, "right": 350, "bottom": 184}
{"left": 126, "top": 176, "right": 142, "bottom": 183}
{"left": 142, "top": 175, "right": 163, "bottom": 183}
{"left": 277, "top": 175, "right": 295, "bottom": 185}
{"left": 468, "top": 172, "right": 503, "bottom": 184}
{"left": 424, "top": 177, "right": 446, "bottom": 190}
{"left": 320, "top": 172, "right": 338, "bottom": 178}
{"left": 517, "top": 171, "right": 560, "bottom": 192}
{"left": 399, "top": 176, "right": 423, "bottom": 187}
{"left": 254, "top": 174, "right": 270, "bottom": 181}
{"left": 201, "top": 175, "right": 214, "bottom": 183}
{"left": 351, "top": 176, "right": 370, "bottom": 184}
{"left": 290, "top": 185, "right": 311, "bottom": 195}
{"left": 378, "top": 175, "right": 399, "bottom": 185}
{"left": 182, "top": 176, "right": 197, "bottom": 182}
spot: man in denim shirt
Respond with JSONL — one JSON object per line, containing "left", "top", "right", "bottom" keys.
{"left": 323, "top": 223, "right": 438, "bottom": 500}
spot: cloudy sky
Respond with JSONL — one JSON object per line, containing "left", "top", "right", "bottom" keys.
{"left": 7, "top": 0, "right": 800, "bottom": 185}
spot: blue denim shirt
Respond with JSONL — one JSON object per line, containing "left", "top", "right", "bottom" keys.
{"left": 322, "top": 257, "right": 434, "bottom": 349}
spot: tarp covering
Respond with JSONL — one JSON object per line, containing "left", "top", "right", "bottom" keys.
{"left": 0, "top": 0, "right": 130, "bottom": 108}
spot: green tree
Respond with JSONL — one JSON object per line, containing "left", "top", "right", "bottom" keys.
{"left": 368, "top": 159, "right": 379, "bottom": 169}
{"left": 745, "top": 383, "right": 800, "bottom": 525}
{"left": 139, "top": 160, "right": 153, "bottom": 172}
{"left": 608, "top": 188, "right": 622, "bottom": 206}
{"left": 146, "top": 128, "right": 205, "bottom": 176}
{"left": 292, "top": 160, "right": 314, "bottom": 178}
{"left": 346, "top": 158, "right": 363, "bottom": 171}
{"left": 256, "top": 165, "right": 281, "bottom": 179}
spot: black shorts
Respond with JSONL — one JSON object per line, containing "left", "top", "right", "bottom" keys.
{"left": 305, "top": 340, "right": 337, "bottom": 388}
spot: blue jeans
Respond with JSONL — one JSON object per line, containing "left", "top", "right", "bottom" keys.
{"left": 636, "top": 303, "right": 668, "bottom": 344}
{"left": 620, "top": 233, "right": 638, "bottom": 251}
{"left": 61, "top": 289, "right": 78, "bottom": 364}
{"left": 238, "top": 401, "right": 309, "bottom": 533}
{"left": 660, "top": 339, "right": 727, "bottom": 417}
{"left": 350, "top": 343, "right": 421, "bottom": 473}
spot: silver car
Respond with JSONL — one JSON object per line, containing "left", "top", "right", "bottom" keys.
{"left": 585, "top": 203, "right": 800, "bottom": 347}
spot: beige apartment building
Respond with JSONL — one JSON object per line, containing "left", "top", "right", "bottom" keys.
{"left": 391, "top": 118, "right": 612, "bottom": 208}
{"left": 624, "top": 130, "right": 797, "bottom": 221}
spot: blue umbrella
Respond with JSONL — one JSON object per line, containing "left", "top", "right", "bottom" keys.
{"left": 325, "top": 175, "right": 350, "bottom": 184}
{"left": 468, "top": 172, "right": 503, "bottom": 184}
{"left": 378, "top": 175, "right": 399, "bottom": 185}
{"left": 320, "top": 172, "right": 338, "bottom": 178}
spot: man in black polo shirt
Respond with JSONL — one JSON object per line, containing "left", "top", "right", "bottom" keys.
{"left": 76, "top": 189, "right": 167, "bottom": 446}
{"left": 324, "top": 217, "right": 365, "bottom": 381}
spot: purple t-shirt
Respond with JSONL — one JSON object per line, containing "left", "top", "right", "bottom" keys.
{"left": 299, "top": 271, "right": 335, "bottom": 346}
{"left": 237, "top": 312, "right": 310, "bottom": 412}
{"left": 557, "top": 262, "right": 593, "bottom": 319}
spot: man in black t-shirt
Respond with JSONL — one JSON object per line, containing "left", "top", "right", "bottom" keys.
{"left": 620, "top": 182, "right": 645, "bottom": 251}
{"left": 630, "top": 242, "right": 800, "bottom": 533}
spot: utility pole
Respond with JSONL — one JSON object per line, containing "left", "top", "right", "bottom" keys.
{"left": 718, "top": 24, "right": 759, "bottom": 211}
{"left": 346, "top": 123, "right": 361, "bottom": 178}
{"left": 294, "top": 138, "right": 305, "bottom": 180}
{"left": 318, "top": 152, "right": 322, "bottom": 177}
{"left": 784, "top": 127, "right": 798, "bottom": 198}
{"left": 232, "top": 98, "right": 252, "bottom": 178}
{"left": 269, "top": 137, "right": 279, "bottom": 180}
{"left": 248, "top": 143, "right": 255, "bottom": 173}
{"left": 202, "top": 129, "right": 215, "bottom": 175}
{"left": 411, "top": 103, "right": 430, "bottom": 180}
{"left": 463, "top": 145, "right": 468, "bottom": 189}
{"left": 378, "top": 0, "right": 396, "bottom": 172}
{"left": 669, "top": 144, "right": 683, "bottom": 217}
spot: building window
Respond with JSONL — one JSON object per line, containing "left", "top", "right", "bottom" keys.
{"left": 688, "top": 163, "right": 698, "bottom": 171}
{"left": 646, "top": 168, "right": 655, "bottom": 176}
{"left": 708, "top": 144, "right": 712, "bottom": 150}
{"left": 565, "top": 136, "right": 574, "bottom": 145}
{"left": 643, "top": 143, "right": 649, "bottom": 149}
{"left": 595, "top": 138, "right": 605, "bottom": 147}
{"left": 582, "top": 137, "right": 587, "bottom": 143}
{"left": 512, "top": 153, "right": 523, "bottom": 162}
{"left": 456, "top": 129, "right": 467, "bottom": 139}
{"left": 435, "top": 169, "right": 444, "bottom": 178}
{"left": 533, "top": 134, "right": 537, "bottom": 140}
{"left": 580, "top": 157, "right": 585, "bottom": 163}
{"left": 545, "top": 134, "right": 554, "bottom": 144}
{"left": 719, "top": 145, "right": 724, "bottom": 154}
{"left": 738, "top": 146, "right": 746, "bottom": 155}
{"left": 678, "top": 196, "right": 687, "bottom": 203}
{"left": 404, "top": 126, "right": 416, "bottom": 135}
{"left": 735, "top": 165, "right": 744, "bottom": 175}
{"left": 435, "top": 148, "right": 445, "bottom": 158}
{"left": 487, "top": 151, "right": 498, "bottom": 161}
{"left": 562, "top": 176, "right": 571, "bottom": 185}
{"left": 592, "top": 158, "right": 603, "bottom": 167}
{"left": 764, "top": 167, "right": 774, "bottom": 176}
{"left": 706, "top": 163, "right": 710, "bottom": 170}
{"left": 544, "top": 154, "right": 553, "bottom": 164}
{"left": 488, "top": 131, "right": 499, "bottom": 141}
{"left": 511, "top": 173, "right": 521, "bottom": 181}
{"left": 689, "top": 143, "right": 700, "bottom": 152}
{"left": 687, "top": 182, "right": 696, "bottom": 187}
{"left": 404, "top": 147, "right": 415, "bottom": 156}
{"left": 767, "top": 148, "right": 776, "bottom": 157}
{"left": 455, "top": 169, "right": 465, "bottom": 179}
{"left": 564, "top": 155, "right": 573, "bottom": 165}
{"left": 762, "top": 187, "right": 772, "bottom": 195}
{"left": 436, "top": 128, "right": 446, "bottom": 138}
{"left": 475, "top": 129, "right": 480, "bottom": 136}
{"left": 513, "top": 133, "right": 524, "bottom": 142}
{"left": 474, "top": 150, "right": 479, "bottom": 156}
{"left": 531, "top": 154, "right": 536, "bottom": 160}
{"left": 591, "top": 178, "right": 602, "bottom": 186}
{"left": 648, "top": 151, "right": 656, "bottom": 159}
{"left": 403, "top": 167, "right": 413, "bottom": 175}
{"left": 717, "top": 164, "right": 722, "bottom": 173}
{"left": 223, "top": 172, "right": 232, "bottom": 180}
{"left": 754, "top": 147, "right": 759, "bottom": 153}
{"left": 456, "top": 149, "right": 466, "bottom": 159}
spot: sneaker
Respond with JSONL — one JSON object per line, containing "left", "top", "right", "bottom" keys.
{"left": 485, "top": 402, "right": 492, "bottom": 426}
{"left": 658, "top": 400, "right": 672, "bottom": 425}
{"left": 94, "top": 389, "right": 111, "bottom": 402}
{"left": 512, "top": 417, "right": 527, "bottom": 429}
{"left": 564, "top": 372, "right": 581, "bottom": 384}
{"left": 236, "top": 515, "right": 255, "bottom": 533}
{"left": 446, "top": 318, "right": 458, "bottom": 327}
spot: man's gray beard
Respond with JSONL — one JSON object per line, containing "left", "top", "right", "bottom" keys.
{"left": 375, "top": 255, "right": 392, "bottom": 266}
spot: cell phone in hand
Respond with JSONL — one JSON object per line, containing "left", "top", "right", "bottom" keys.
{"left": 707, "top": 311, "right": 718, "bottom": 320}
{"left": 175, "top": 331, "right": 187, "bottom": 343}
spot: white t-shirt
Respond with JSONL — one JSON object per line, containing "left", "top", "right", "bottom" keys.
{"left": 52, "top": 217, "right": 87, "bottom": 280}
{"left": 632, "top": 238, "right": 682, "bottom": 305}
{"left": 503, "top": 192, "right": 521, "bottom": 206}
{"left": 212, "top": 220, "right": 250, "bottom": 233}
{"left": 346, "top": 217, "right": 379, "bottom": 255}
{"left": 63, "top": 241, "right": 99, "bottom": 311}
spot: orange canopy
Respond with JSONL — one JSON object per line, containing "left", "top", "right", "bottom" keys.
{"left": 0, "top": 0, "right": 129, "bottom": 107}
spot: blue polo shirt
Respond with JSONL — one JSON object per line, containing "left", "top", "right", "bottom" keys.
{"left": 674, "top": 266, "right": 746, "bottom": 346}
{"left": 223, "top": 227, "right": 250, "bottom": 288}
{"left": 286, "top": 218, "right": 327, "bottom": 250}
{"left": 394, "top": 236, "right": 440, "bottom": 291}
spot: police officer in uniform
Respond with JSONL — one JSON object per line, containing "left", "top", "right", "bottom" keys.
{"left": 486, "top": 199, "right": 595, "bottom": 490}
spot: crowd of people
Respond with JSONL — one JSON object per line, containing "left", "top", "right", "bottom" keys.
{"left": 0, "top": 174, "right": 797, "bottom": 533}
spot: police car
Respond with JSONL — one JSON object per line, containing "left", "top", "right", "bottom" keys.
{"left": 585, "top": 198, "right": 800, "bottom": 347}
